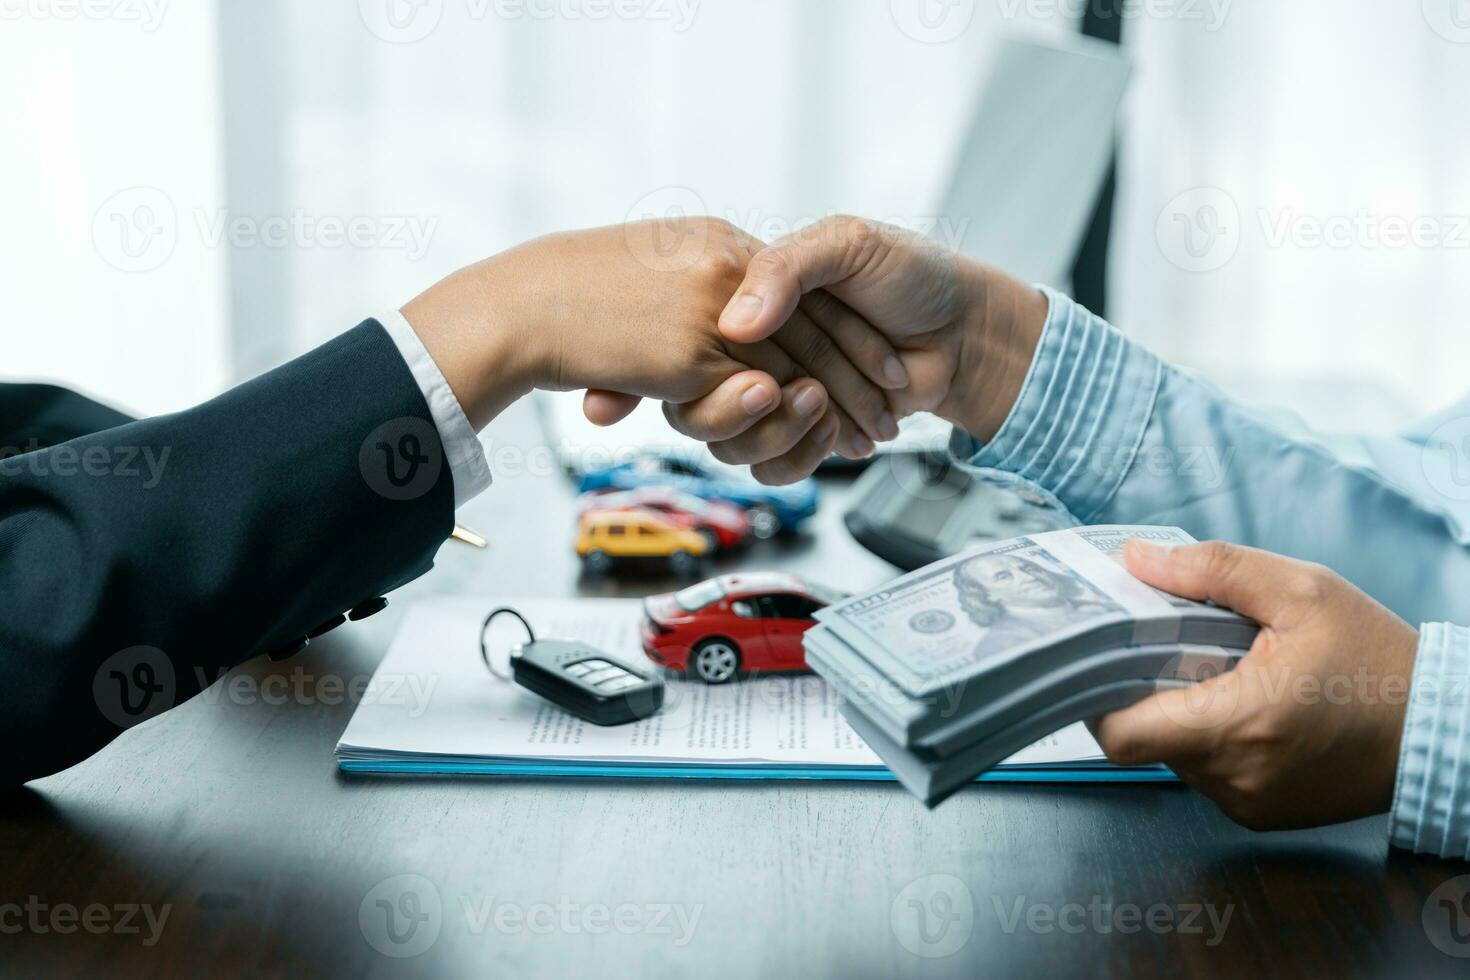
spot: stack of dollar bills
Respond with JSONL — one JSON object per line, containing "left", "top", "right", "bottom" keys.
{"left": 805, "top": 526, "right": 1259, "bottom": 806}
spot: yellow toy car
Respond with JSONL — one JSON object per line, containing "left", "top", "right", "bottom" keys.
{"left": 575, "top": 509, "right": 711, "bottom": 577}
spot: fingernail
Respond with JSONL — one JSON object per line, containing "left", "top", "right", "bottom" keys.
{"left": 724, "top": 292, "right": 763, "bottom": 328}
{"left": 792, "top": 385, "right": 824, "bottom": 417}
{"left": 877, "top": 411, "right": 899, "bottom": 441}
{"left": 850, "top": 432, "right": 876, "bottom": 458}
{"left": 882, "top": 355, "right": 909, "bottom": 389}
{"left": 814, "top": 416, "right": 838, "bottom": 445}
{"left": 741, "top": 383, "right": 775, "bottom": 416}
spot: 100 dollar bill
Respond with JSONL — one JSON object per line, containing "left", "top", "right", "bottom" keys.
{"left": 813, "top": 526, "right": 1244, "bottom": 696}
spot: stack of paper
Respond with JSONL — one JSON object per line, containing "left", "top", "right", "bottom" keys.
{"left": 335, "top": 598, "right": 1174, "bottom": 785}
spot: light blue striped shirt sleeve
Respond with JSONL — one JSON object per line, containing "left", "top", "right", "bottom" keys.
{"left": 952, "top": 286, "right": 1470, "bottom": 860}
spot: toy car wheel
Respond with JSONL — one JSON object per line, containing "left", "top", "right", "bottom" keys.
{"left": 691, "top": 638, "right": 740, "bottom": 684}
{"left": 669, "top": 550, "right": 700, "bottom": 579}
{"left": 747, "top": 504, "right": 780, "bottom": 540}
{"left": 696, "top": 528, "right": 720, "bottom": 553}
{"left": 583, "top": 550, "right": 612, "bottom": 575}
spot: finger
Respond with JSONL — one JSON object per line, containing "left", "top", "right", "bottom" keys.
{"left": 725, "top": 338, "right": 801, "bottom": 386}
{"left": 771, "top": 307, "right": 895, "bottom": 450}
{"left": 583, "top": 390, "right": 643, "bottom": 427}
{"left": 1091, "top": 673, "right": 1239, "bottom": 766}
{"left": 660, "top": 370, "right": 781, "bottom": 442}
{"left": 800, "top": 289, "right": 909, "bottom": 390}
{"left": 719, "top": 215, "right": 887, "bottom": 343}
{"left": 751, "top": 409, "right": 840, "bottom": 485}
{"left": 1124, "top": 539, "right": 1317, "bottom": 625}
{"left": 716, "top": 339, "right": 871, "bottom": 459}
{"left": 708, "top": 378, "right": 828, "bottom": 466}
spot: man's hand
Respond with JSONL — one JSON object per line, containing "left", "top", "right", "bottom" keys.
{"left": 667, "top": 215, "right": 1050, "bottom": 481}
{"left": 1094, "top": 540, "right": 1420, "bottom": 831}
{"left": 402, "top": 217, "right": 906, "bottom": 462}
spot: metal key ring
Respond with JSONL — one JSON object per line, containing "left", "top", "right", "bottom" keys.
{"left": 479, "top": 607, "right": 536, "bottom": 682}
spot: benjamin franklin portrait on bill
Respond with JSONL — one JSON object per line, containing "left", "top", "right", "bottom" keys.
{"left": 953, "top": 548, "right": 1120, "bottom": 657}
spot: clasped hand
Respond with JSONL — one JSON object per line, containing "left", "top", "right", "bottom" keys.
{"left": 403, "top": 213, "right": 1048, "bottom": 484}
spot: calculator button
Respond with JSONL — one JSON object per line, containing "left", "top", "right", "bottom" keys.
{"left": 564, "top": 662, "right": 594, "bottom": 678}
{"left": 582, "top": 666, "right": 626, "bottom": 686}
{"left": 598, "top": 675, "right": 642, "bottom": 693}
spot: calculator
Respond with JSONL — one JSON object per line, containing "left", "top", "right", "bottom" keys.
{"left": 510, "top": 639, "right": 665, "bottom": 726}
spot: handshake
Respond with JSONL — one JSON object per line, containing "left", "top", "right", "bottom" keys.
{"left": 401, "top": 214, "right": 1050, "bottom": 481}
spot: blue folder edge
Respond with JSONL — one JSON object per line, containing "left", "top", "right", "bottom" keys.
{"left": 338, "top": 761, "right": 1177, "bottom": 783}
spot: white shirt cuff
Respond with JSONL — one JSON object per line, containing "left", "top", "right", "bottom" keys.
{"left": 376, "top": 308, "right": 491, "bottom": 509}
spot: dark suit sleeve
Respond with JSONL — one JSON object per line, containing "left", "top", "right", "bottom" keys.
{"left": 0, "top": 320, "right": 456, "bottom": 787}
{"left": 0, "top": 383, "right": 135, "bottom": 452}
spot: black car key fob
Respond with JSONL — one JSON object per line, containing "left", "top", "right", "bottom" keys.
{"left": 511, "top": 640, "right": 664, "bottom": 726}
{"left": 480, "top": 607, "right": 664, "bottom": 726}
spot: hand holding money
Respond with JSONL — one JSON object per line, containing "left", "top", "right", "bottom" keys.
{"left": 804, "top": 525, "right": 1261, "bottom": 805}
{"left": 1092, "top": 539, "right": 1419, "bottom": 831}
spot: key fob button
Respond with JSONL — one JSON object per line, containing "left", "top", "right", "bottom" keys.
{"left": 582, "top": 666, "right": 624, "bottom": 686}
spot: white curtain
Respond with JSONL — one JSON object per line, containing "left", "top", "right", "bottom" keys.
{"left": 256, "top": 0, "right": 1076, "bottom": 371}
{"left": 1114, "top": 0, "right": 1470, "bottom": 428}
{"left": 10, "top": 1, "right": 1468, "bottom": 432}
{"left": 1, "top": 6, "right": 231, "bottom": 416}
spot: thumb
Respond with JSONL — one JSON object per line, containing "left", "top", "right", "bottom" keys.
{"left": 583, "top": 390, "right": 642, "bottom": 426}
{"left": 1124, "top": 538, "right": 1308, "bottom": 626}
{"left": 719, "top": 215, "right": 891, "bottom": 343}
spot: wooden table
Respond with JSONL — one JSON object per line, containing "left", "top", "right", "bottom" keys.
{"left": 4, "top": 401, "right": 1468, "bottom": 978}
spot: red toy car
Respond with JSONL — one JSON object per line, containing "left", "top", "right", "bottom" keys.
{"left": 641, "top": 573, "right": 846, "bottom": 683}
{"left": 579, "top": 487, "right": 749, "bottom": 552}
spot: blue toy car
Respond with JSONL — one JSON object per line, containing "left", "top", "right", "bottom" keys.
{"left": 577, "top": 453, "right": 818, "bottom": 539}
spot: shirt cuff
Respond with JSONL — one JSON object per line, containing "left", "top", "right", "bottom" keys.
{"left": 376, "top": 308, "right": 491, "bottom": 509}
{"left": 950, "top": 286, "right": 1164, "bottom": 523}
{"left": 1390, "top": 622, "right": 1470, "bottom": 860}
